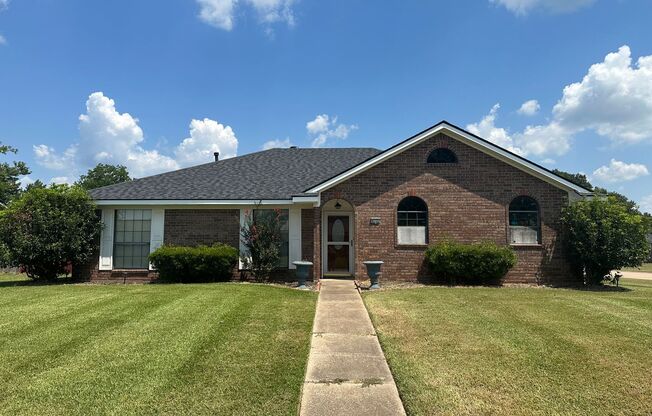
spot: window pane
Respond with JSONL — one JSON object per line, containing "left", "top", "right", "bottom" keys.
{"left": 398, "top": 197, "right": 427, "bottom": 212}
{"left": 427, "top": 148, "right": 458, "bottom": 164}
{"left": 510, "top": 227, "right": 539, "bottom": 244}
{"left": 398, "top": 226, "right": 427, "bottom": 245}
{"left": 509, "top": 212, "right": 538, "bottom": 227}
{"left": 509, "top": 196, "right": 538, "bottom": 212}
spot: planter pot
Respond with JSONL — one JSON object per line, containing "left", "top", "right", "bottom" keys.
{"left": 292, "top": 261, "right": 313, "bottom": 289}
{"left": 363, "top": 261, "right": 384, "bottom": 289}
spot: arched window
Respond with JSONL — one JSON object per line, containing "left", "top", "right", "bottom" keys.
{"left": 509, "top": 196, "right": 541, "bottom": 244}
{"left": 427, "top": 148, "right": 458, "bottom": 164}
{"left": 397, "top": 196, "right": 428, "bottom": 245}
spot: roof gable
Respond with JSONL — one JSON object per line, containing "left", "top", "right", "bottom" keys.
{"left": 305, "top": 121, "right": 592, "bottom": 196}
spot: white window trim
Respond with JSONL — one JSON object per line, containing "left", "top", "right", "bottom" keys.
{"left": 98, "top": 208, "right": 114, "bottom": 271}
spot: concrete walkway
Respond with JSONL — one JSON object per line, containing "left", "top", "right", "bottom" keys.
{"left": 300, "top": 279, "right": 406, "bottom": 416}
{"left": 620, "top": 271, "right": 652, "bottom": 281}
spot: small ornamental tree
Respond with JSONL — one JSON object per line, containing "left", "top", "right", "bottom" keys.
{"left": 562, "top": 196, "right": 650, "bottom": 285}
{"left": 240, "top": 206, "right": 282, "bottom": 281}
{"left": 0, "top": 185, "right": 102, "bottom": 280}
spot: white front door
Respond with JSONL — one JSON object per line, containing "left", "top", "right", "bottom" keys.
{"left": 324, "top": 213, "right": 353, "bottom": 275}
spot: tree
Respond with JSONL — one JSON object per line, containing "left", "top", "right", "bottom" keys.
{"left": 0, "top": 141, "right": 30, "bottom": 206}
{"left": 561, "top": 196, "right": 650, "bottom": 285}
{"left": 240, "top": 205, "right": 283, "bottom": 281}
{"left": 76, "top": 163, "right": 131, "bottom": 190}
{"left": 25, "top": 179, "right": 46, "bottom": 192}
{"left": 0, "top": 185, "right": 102, "bottom": 280}
{"left": 552, "top": 169, "right": 593, "bottom": 191}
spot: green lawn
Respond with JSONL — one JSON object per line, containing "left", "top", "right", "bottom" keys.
{"left": 0, "top": 274, "right": 317, "bottom": 415}
{"left": 622, "top": 263, "right": 652, "bottom": 273}
{"left": 363, "top": 279, "right": 652, "bottom": 416}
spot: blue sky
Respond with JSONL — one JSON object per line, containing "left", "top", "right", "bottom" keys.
{"left": 1, "top": 0, "right": 651, "bottom": 210}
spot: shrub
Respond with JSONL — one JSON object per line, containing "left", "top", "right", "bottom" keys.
{"left": 149, "top": 244, "right": 238, "bottom": 282}
{"left": 561, "top": 196, "right": 650, "bottom": 285}
{"left": 425, "top": 240, "right": 517, "bottom": 284}
{"left": 0, "top": 185, "right": 102, "bottom": 280}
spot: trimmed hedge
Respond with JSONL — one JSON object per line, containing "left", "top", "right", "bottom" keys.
{"left": 149, "top": 244, "right": 238, "bottom": 283}
{"left": 425, "top": 240, "right": 517, "bottom": 284}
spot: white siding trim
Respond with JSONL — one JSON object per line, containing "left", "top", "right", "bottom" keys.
{"left": 288, "top": 207, "right": 302, "bottom": 269}
{"left": 149, "top": 209, "right": 165, "bottom": 270}
{"left": 99, "top": 208, "right": 114, "bottom": 270}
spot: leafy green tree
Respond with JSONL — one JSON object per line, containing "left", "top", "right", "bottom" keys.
{"left": 76, "top": 163, "right": 131, "bottom": 190}
{"left": 25, "top": 179, "right": 47, "bottom": 191}
{"left": 561, "top": 196, "right": 650, "bottom": 285}
{"left": 552, "top": 169, "right": 593, "bottom": 191}
{"left": 0, "top": 185, "right": 102, "bottom": 280}
{"left": 0, "top": 141, "right": 30, "bottom": 206}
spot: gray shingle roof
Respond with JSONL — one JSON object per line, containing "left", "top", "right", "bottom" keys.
{"left": 89, "top": 147, "right": 381, "bottom": 200}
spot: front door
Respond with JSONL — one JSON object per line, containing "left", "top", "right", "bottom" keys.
{"left": 325, "top": 214, "right": 353, "bottom": 274}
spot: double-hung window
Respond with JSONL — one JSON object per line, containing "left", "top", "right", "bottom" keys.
{"left": 114, "top": 209, "right": 152, "bottom": 269}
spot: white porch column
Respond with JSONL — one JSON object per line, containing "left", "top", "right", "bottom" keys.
{"left": 98, "top": 208, "right": 114, "bottom": 270}
{"left": 288, "top": 207, "right": 302, "bottom": 269}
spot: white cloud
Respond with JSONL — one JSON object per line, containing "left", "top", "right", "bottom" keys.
{"left": 640, "top": 195, "right": 652, "bottom": 214}
{"left": 491, "top": 0, "right": 594, "bottom": 15}
{"left": 34, "top": 92, "right": 239, "bottom": 179}
{"left": 18, "top": 175, "right": 34, "bottom": 188}
{"left": 0, "top": 0, "right": 8, "bottom": 45}
{"left": 50, "top": 176, "right": 73, "bottom": 185}
{"left": 466, "top": 104, "right": 524, "bottom": 154}
{"left": 517, "top": 99, "right": 540, "bottom": 116}
{"left": 75, "top": 92, "right": 179, "bottom": 177}
{"left": 514, "top": 122, "right": 571, "bottom": 157}
{"left": 197, "top": 0, "right": 295, "bottom": 31}
{"left": 592, "top": 159, "right": 649, "bottom": 183}
{"left": 248, "top": 0, "right": 295, "bottom": 26}
{"left": 552, "top": 45, "right": 652, "bottom": 143}
{"left": 541, "top": 158, "right": 556, "bottom": 165}
{"left": 262, "top": 138, "right": 292, "bottom": 150}
{"left": 197, "top": 0, "right": 236, "bottom": 30}
{"left": 174, "top": 118, "right": 238, "bottom": 167}
{"left": 306, "top": 114, "right": 357, "bottom": 148}
{"left": 469, "top": 46, "right": 652, "bottom": 157}
{"left": 32, "top": 144, "right": 76, "bottom": 170}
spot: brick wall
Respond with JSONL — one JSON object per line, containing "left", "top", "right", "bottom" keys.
{"left": 319, "top": 133, "right": 576, "bottom": 285}
{"left": 164, "top": 209, "right": 239, "bottom": 247}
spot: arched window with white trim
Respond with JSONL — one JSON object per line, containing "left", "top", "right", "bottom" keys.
{"left": 397, "top": 196, "right": 428, "bottom": 245}
{"left": 509, "top": 196, "right": 541, "bottom": 244}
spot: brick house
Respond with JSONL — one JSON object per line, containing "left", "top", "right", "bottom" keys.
{"left": 83, "top": 121, "right": 592, "bottom": 284}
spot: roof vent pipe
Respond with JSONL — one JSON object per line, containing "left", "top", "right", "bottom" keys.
{"left": 214, "top": 152, "right": 219, "bottom": 162}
